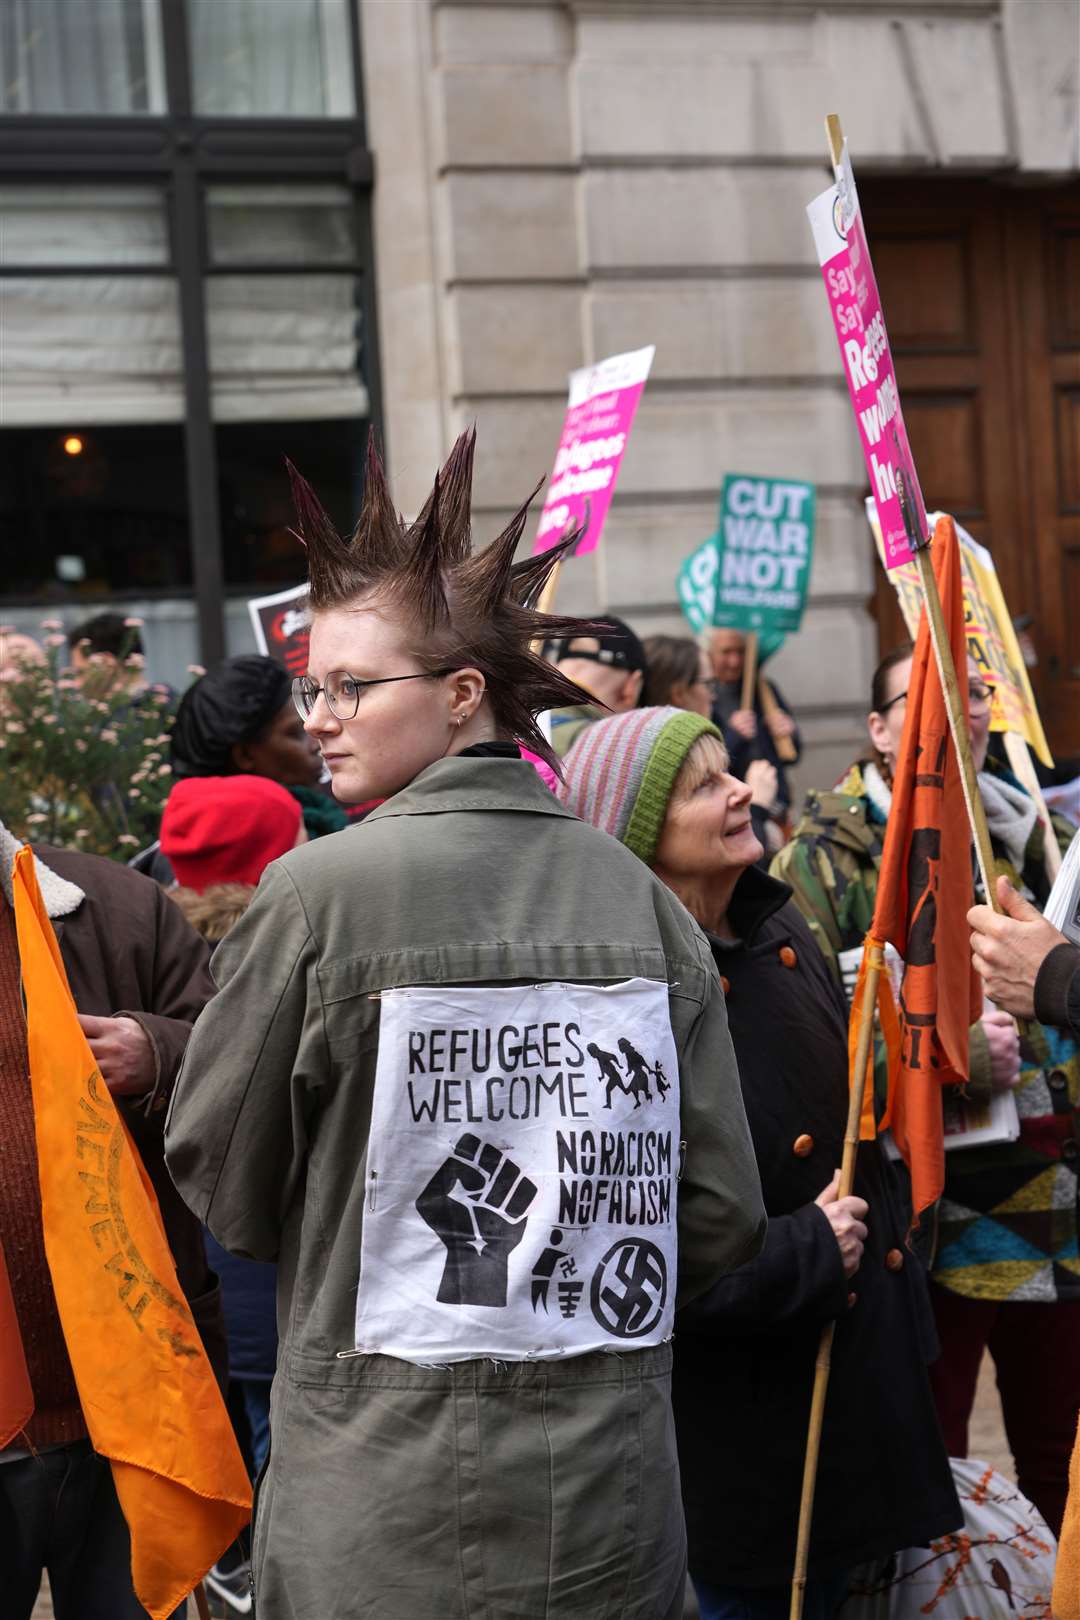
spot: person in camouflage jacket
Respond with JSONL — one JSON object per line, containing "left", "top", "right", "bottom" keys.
{"left": 772, "top": 643, "right": 1080, "bottom": 1534}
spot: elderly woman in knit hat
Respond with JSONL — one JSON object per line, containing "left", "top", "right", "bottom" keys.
{"left": 560, "top": 707, "right": 960, "bottom": 1620}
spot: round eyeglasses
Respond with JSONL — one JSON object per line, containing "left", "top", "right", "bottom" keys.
{"left": 878, "top": 680, "right": 993, "bottom": 716}
{"left": 292, "top": 668, "right": 454, "bottom": 722}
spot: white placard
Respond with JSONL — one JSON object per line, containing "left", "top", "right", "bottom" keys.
{"left": 354, "top": 978, "right": 680, "bottom": 1364}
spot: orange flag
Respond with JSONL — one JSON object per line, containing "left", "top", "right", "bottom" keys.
{"left": 858, "top": 515, "right": 983, "bottom": 1217}
{"left": 13, "top": 846, "right": 251, "bottom": 1620}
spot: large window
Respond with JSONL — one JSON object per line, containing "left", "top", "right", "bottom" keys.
{"left": 187, "top": 0, "right": 353, "bottom": 117}
{"left": 0, "top": 0, "right": 380, "bottom": 679}
{"left": 0, "top": 424, "right": 190, "bottom": 596}
{"left": 0, "top": 1, "right": 166, "bottom": 115}
{"left": 218, "top": 417, "right": 363, "bottom": 590}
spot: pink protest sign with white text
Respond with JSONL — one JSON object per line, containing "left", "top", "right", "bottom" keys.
{"left": 533, "top": 345, "right": 654, "bottom": 557}
{"left": 807, "top": 146, "right": 925, "bottom": 571}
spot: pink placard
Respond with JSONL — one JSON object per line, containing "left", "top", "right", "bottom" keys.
{"left": 533, "top": 345, "right": 654, "bottom": 557}
{"left": 807, "top": 148, "right": 925, "bottom": 571}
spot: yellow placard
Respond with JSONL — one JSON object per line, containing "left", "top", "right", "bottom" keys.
{"left": 866, "top": 499, "right": 1053, "bottom": 768}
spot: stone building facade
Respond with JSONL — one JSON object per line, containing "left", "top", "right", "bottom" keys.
{"left": 361, "top": 0, "right": 1080, "bottom": 793}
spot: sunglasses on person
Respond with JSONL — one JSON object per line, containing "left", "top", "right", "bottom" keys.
{"left": 292, "top": 668, "right": 455, "bottom": 722}
{"left": 878, "top": 680, "right": 993, "bottom": 716}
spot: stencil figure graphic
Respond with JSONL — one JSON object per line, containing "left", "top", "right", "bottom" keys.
{"left": 531, "top": 1228, "right": 567, "bottom": 1312}
{"left": 416, "top": 1134, "right": 537, "bottom": 1307}
{"left": 617, "top": 1038, "right": 654, "bottom": 1107}
{"left": 653, "top": 1059, "right": 672, "bottom": 1101}
{"left": 587, "top": 1042, "right": 627, "bottom": 1109}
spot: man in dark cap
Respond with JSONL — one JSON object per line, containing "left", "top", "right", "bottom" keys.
{"left": 546, "top": 616, "right": 647, "bottom": 759}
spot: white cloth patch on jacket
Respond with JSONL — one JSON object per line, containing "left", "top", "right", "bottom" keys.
{"left": 354, "top": 978, "right": 680, "bottom": 1364}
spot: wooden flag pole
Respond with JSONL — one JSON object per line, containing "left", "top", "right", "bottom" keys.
{"left": 789, "top": 940, "right": 884, "bottom": 1620}
{"left": 792, "top": 111, "right": 1006, "bottom": 1620}
{"left": 760, "top": 674, "right": 799, "bottom": 764}
{"left": 907, "top": 516, "right": 999, "bottom": 909}
{"left": 535, "top": 560, "right": 562, "bottom": 621}
{"left": 194, "top": 1581, "right": 212, "bottom": 1620}
{"left": 826, "top": 108, "right": 999, "bottom": 909}
{"left": 741, "top": 631, "right": 759, "bottom": 712}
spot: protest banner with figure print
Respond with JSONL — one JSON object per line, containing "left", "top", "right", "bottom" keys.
{"left": 534, "top": 346, "right": 654, "bottom": 558}
{"left": 353, "top": 978, "right": 679, "bottom": 1363}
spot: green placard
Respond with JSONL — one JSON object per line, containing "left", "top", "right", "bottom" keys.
{"left": 677, "top": 474, "right": 815, "bottom": 641}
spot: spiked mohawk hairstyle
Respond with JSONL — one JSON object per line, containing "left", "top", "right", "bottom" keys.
{"left": 288, "top": 429, "right": 608, "bottom": 773}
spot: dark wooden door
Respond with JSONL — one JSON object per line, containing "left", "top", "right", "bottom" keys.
{"left": 861, "top": 179, "right": 1080, "bottom": 758}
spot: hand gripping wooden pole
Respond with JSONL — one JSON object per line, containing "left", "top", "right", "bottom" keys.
{"left": 789, "top": 940, "right": 884, "bottom": 1620}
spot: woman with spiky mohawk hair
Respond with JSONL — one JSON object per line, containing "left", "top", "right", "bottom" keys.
{"left": 167, "top": 433, "right": 765, "bottom": 1620}
{"left": 286, "top": 428, "right": 601, "bottom": 797}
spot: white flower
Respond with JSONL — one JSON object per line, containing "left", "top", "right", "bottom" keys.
{"left": 100, "top": 729, "right": 118, "bottom": 744}
{"left": 5, "top": 720, "right": 25, "bottom": 734}
{"left": 186, "top": 664, "right": 206, "bottom": 677}
{"left": 157, "top": 764, "right": 171, "bottom": 776}
{"left": 25, "top": 813, "right": 46, "bottom": 825}
{"left": 74, "top": 739, "right": 87, "bottom": 753}
{"left": 117, "top": 834, "right": 138, "bottom": 846}
{"left": 39, "top": 618, "right": 63, "bottom": 631}
{"left": 123, "top": 617, "right": 144, "bottom": 628}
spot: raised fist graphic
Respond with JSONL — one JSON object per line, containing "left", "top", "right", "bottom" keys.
{"left": 415, "top": 1134, "right": 538, "bottom": 1307}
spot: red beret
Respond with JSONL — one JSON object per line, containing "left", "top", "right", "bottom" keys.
{"left": 160, "top": 775, "right": 302, "bottom": 892}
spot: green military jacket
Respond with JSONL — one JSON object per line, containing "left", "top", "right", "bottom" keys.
{"left": 166, "top": 755, "right": 764, "bottom": 1619}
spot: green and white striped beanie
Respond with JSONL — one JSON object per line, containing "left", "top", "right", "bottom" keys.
{"left": 558, "top": 706, "right": 722, "bottom": 865}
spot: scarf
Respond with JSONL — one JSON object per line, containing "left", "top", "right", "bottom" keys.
{"left": 862, "top": 761, "right": 1037, "bottom": 896}
{"left": 977, "top": 770, "right": 1038, "bottom": 880}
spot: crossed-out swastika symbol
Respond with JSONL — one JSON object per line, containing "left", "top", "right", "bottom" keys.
{"left": 589, "top": 1238, "right": 667, "bottom": 1339}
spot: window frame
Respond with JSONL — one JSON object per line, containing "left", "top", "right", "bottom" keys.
{"left": 0, "top": 0, "right": 382, "bottom": 665}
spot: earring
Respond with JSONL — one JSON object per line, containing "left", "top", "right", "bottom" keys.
{"left": 457, "top": 715, "right": 465, "bottom": 727}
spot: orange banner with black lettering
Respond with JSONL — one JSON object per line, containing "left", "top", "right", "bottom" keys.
{"left": 868, "top": 515, "right": 983, "bottom": 1216}
{"left": 13, "top": 846, "right": 250, "bottom": 1620}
